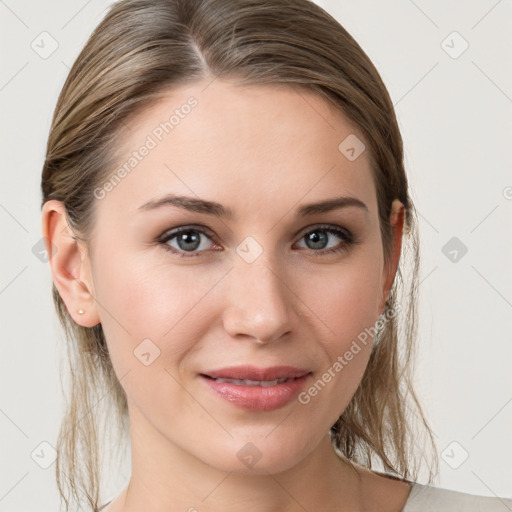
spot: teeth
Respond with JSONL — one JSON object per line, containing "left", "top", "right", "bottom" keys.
{"left": 212, "top": 377, "right": 291, "bottom": 386}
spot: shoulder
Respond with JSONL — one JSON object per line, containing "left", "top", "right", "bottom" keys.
{"left": 403, "top": 482, "right": 512, "bottom": 511}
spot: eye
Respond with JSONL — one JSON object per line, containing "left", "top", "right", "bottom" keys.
{"left": 157, "top": 224, "right": 355, "bottom": 258}
{"left": 158, "top": 226, "right": 219, "bottom": 258}
{"left": 294, "top": 225, "right": 354, "bottom": 255}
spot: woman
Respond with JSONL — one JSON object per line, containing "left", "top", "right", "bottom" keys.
{"left": 40, "top": 0, "right": 511, "bottom": 510}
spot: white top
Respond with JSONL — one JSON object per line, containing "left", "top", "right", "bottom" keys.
{"left": 98, "top": 482, "right": 512, "bottom": 511}
{"left": 402, "top": 482, "right": 512, "bottom": 511}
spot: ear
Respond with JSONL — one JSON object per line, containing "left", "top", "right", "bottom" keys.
{"left": 41, "top": 200, "right": 100, "bottom": 327}
{"left": 379, "top": 199, "right": 405, "bottom": 314}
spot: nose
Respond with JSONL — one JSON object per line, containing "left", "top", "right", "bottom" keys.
{"left": 222, "top": 257, "right": 294, "bottom": 344}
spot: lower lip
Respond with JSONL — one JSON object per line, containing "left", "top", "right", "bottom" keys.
{"left": 200, "top": 374, "right": 311, "bottom": 411}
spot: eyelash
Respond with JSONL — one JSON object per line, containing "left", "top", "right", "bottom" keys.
{"left": 157, "top": 224, "right": 356, "bottom": 259}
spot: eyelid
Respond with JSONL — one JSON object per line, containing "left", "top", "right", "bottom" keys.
{"left": 157, "top": 223, "right": 355, "bottom": 257}
{"left": 158, "top": 223, "right": 351, "bottom": 241}
{"left": 157, "top": 224, "right": 216, "bottom": 242}
{"left": 295, "top": 222, "right": 352, "bottom": 240}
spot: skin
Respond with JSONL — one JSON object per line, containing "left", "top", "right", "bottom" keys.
{"left": 42, "top": 79, "right": 411, "bottom": 511}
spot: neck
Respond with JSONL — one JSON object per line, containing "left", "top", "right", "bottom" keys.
{"left": 120, "top": 407, "right": 365, "bottom": 512}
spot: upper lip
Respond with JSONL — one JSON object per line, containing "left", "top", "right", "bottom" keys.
{"left": 201, "top": 365, "right": 311, "bottom": 381}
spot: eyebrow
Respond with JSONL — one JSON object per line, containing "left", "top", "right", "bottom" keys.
{"left": 137, "top": 194, "right": 368, "bottom": 218}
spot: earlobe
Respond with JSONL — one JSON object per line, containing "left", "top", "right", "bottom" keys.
{"left": 379, "top": 199, "right": 405, "bottom": 314}
{"left": 41, "top": 200, "right": 100, "bottom": 327}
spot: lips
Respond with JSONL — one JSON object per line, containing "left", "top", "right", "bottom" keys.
{"left": 207, "top": 376, "right": 292, "bottom": 386}
{"left": 202, "top": 365, "right": 311, "bottom": 381}
{"left": 199, "top": 365, "right": 312, "bottom": 411}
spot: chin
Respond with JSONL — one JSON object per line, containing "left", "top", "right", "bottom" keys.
{"left": 196, "top": 433, "right": 315, "bottom": 476}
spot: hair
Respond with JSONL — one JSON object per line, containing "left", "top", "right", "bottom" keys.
{"left": 41, "top": 0, "right": 438, "bottom": 510}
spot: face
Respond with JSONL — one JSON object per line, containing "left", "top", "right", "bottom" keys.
{"left": 68, "top": 79, "right": 402, "bottom": 474}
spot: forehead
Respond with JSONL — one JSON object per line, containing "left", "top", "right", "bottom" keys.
{"left": 94, "top": 79, "right": 376, "bottom": 223}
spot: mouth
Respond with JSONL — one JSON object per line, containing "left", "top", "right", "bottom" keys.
{"left": 202, "top": 376, "right": 296, "bottom": 386}
{"left": 199, "top": 365, "right": 312, "bottom": 411}
{"left": 201, "top": 365, "right": 311, "bottom": 381}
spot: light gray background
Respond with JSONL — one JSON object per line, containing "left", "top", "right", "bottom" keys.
{"left": 1, "top": 0, "right": 511, "bottom": 510}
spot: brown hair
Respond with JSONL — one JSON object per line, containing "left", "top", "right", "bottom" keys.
{"left": 41, "top": 0, "right": 438, "bottom": 509}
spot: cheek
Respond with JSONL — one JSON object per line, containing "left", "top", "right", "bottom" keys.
{"left": 294, "top": 249, "right": 383, "bottom": 407}
{"left": 92, "top": 253, "right": 226, "bottom": 371}
{"left": 297, "top": 248, "right": 383, "bottom": 346}
{"left": 91, "top": 255, "right": 225, "bottom": 419}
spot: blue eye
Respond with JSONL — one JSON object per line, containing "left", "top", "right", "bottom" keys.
{"left": 295, "top": 225, "right": 354, "bottom": 254}
{"left": 159, "top": 226, "right": 217, "bottom": 257}
{"left": 158, "top": 224, "right": 355, "bottom": 258}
